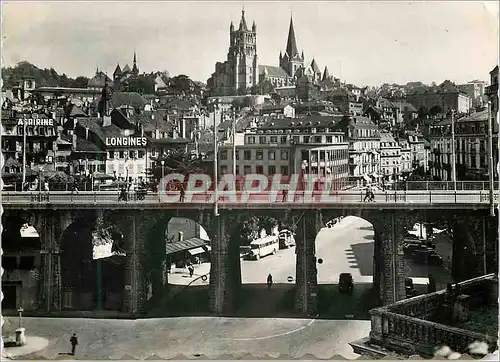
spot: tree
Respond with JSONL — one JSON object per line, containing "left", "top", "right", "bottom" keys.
{"left": 126, "top": 75, "right": 155, "bottom": 94}
{"left": 153, "top": 148, "right": 209, "bottom": 181}
{"left": 429, "top": 105, "right": 443, "bottom": 117}
{"left": 73, "top": 76, "right": 90, "bottom": 88}
{"left": 418, "top": 106, "right": 428, "bottom": 120}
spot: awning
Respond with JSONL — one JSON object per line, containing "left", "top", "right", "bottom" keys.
{"left": 165, "top": 237, "right": 208, "bottom": 256}
{"left": 203, "top": 245, "right": 211, "bottom": 252}
{"left": 363, "top": 175, "right": 371, "bottom": 182}
{"left": 188, "top": 247, "right": 206, "bottom": 255}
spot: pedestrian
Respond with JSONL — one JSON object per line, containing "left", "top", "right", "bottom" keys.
{"left": 118, "top": 186, "right": 127, "bottom": 202}
{"left": 282, "top": 184, "right": 289, "bottom": 202}
{"left": 363, "top": 186, "right": 372, "bottom": 202}
{"left": 188, "top": 264, "right": 194, "bottom": 278}
{"left": 69, "top": 333, "right": 78, "bottom": 355}
{"left": 267, "top": 273, "right": 273, "bottom": 290}
{"left": 72, "top": 180, "right": 79, "bottom": 194}
{"left": 427, "top": 273, "right": 437, "bottom": 293}
{"left": 179, "top": 183, "right": 186, "bottom": 202}
{"left": 44, "top": 179, "right": 50, "bottom": 192}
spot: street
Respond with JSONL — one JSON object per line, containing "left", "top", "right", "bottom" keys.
{"left": 3, "top": 316, "right": 369, "bottom": 359}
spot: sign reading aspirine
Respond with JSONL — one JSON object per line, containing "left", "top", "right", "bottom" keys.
{"left": 105, "top": 137, "right": 148, "bottom": 147}
{"left": 17, "top": 118, "right": 54, "bottom": 126}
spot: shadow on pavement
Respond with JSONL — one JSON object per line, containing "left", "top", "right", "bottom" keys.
{"left": 345, "top": 243, "right": 375, "bottom": 276}
{"left": 143, "top": 282, "right": 379, "bottom": 320}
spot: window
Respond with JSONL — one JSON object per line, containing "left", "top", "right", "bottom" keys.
{"left": 108, "top": 152, "right": 114, "bottom": 159}
{"left": 129, "top": 151, "right": 135, "bottom": 159}
{"left": 256, "top": 165, "right": 264, "bottom": 174}
{"left": 248, "top": 136, "right": 255, "bottom": 144}
{"left": 220, "top": 150, "right": 228, "bottom": 160}
{"left": 235, "top": 151, "right": 240, "bottom": 160}
{"left": 244, "top": 150, "right": 251, "bottom": 160}
{"left": 221, "top": 165, "right": 228, "bottom": 174}
{"left": 270, "top": 136, "right": 278, "bottom": 143}
{"left": 2, "top": 256, "right": 17, "bottom": 270}
{"left": 268, "top": 165, "right": 276, "bottom": 174}
{"left": 281, "top": 150, "right": 289, "bottom": 160}
{"left": 244, "top": 165, "right": 251, "bottom": 174}
{"left": 268, "top": 150, "right": 275, "bottom": 160}
{"left": 280, "top": 136, "right": 287, "bottom": 144}
{"left": 326, "top": 136, "right": 333, "bottom": 143}
{"left": 256, "top": 150, "right": 263, "bottom": 160}
{"left": 235, "top": 165, "right": 239, "bottom": 174}
{"left": 314, "top": 136, "right": 322, "bottom": 143}
{"left": 138, "top": 150, "right": 145, "bottom": 159}
{"left": 280, "top": 165, "right": 289, "bottom": 175}
{"left": 303, "top": 136, "right": 309, "bottom": 143}
{"left": 119, "top": 151, "right": 125, "bottom": 159}
{"left": 293, "top": 136, "right": 300, "bottom": 143}
{"left": 259, "top": 136, "right": 266, "bottom": 144}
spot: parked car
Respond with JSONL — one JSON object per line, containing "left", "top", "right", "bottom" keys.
{"left": 338, "top": 273, "right": 354, "bottom": 294}
{"left": 405, "top": 277, "right": 418, "bottom": 298}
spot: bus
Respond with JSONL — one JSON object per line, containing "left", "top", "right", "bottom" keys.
{"left": 246, "top": 235, "right": 279, "bottom": 260}
{"left": 278, "top": 229, "right": 295, "bottom": 249}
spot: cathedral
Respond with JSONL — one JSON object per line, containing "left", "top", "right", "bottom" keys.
{"left": 207, "top": 10, "right": 334, "bottom": 97}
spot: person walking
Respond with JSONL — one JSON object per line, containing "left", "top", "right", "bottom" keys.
{"left": 179, "top": 183, "right": 186, "bottom": 202}
{"left": 188, "top": 264, "right": 194, "bottom": 278}
{"left": 282, "top": 184, "right": 289, "bottom": 202}
{"left": 363, "top": 186, "right": 372, "bottom": 202}
{"left": 267, "top": 273, "right": 273, "bottom": 290}
{"left": 69, "top": 333, "right": 78, "bottom": 355}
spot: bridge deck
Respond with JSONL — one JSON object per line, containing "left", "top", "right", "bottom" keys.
{"left": 2, "top": 190, "right": 498, "bottom": 210}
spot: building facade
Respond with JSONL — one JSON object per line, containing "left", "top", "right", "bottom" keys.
{"left": 218, "top": 116, "right": 349, "bottom": 189}
{"left": 379, "top": 132, "right": 401, "bottom": 180}
{"left": 458, "top": 80, "right": 487, "bottom": 109}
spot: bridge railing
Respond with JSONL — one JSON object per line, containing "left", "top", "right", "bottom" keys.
{"left": 2, "top": 190, "right": 499, "bottom": 205}
{"left": 2, "top": 181, "right": 498, "bottom": 192}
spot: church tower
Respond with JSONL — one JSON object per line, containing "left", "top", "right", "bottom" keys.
{"left": 132, "top": 49, "right": 139, "bottom": 76}
{"left": 280, "top": 15, "right": 304, "bottom": 77}
{"left": 228, "top": 9, "right": 258, "bottom": 94}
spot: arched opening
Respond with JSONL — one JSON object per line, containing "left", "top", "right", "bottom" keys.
{"left": 142, "top": 215, "right": 211, "bottom": 317}
{"left": 1, "top": 213, "right": 41, "bottom": 311}
{"left": 60, "top": 212, "right": 126, "bottom": 311}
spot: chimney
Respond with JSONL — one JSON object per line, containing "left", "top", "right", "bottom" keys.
{"left": 178, "top": 231, "right": 184, "bottom": 242}
{"left": 85, "top": 127, "right": 89, "bottom": 140}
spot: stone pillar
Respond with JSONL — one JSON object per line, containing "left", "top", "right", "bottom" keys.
{"left": 121, "top": 213, "right": 147, "bottom": 314}
{"left": 34, "top": 210, "right": 72, "bottom": 312}
{"left": 294, "top": 210, "right": 319, "bottom": 315}
{"left": 373, "top": 211, "right": 406, "bottom": 305}
{"left": 208, "top": 211, "right": 233, "bottom": 315}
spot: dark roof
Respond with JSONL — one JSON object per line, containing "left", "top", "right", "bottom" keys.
{"left": 165, "top": 237, "right": 208, "bottom": 255}
{"left": 88, "top": 71, "right": 111, "bottom": 88}
{"left": 310, "top": 59, "right": 321, "bottom": 74}
{"left": 3, "top": 157, "right": 21, "bottom": 168}
{"left": 259, "top": 65, "right": 290, "bottom": 78}
{"left": 112, "top": 92, "right": 146, "bottom": 109}
{"left": 76, "top": 117, "right": 106, "bottom": 142}
{"left": 128, "top": 112, "right": 172, "bottom": 132}
{"left": 456, "top": 109, "right": 488, "bottom": 123}
{"left": 75, "top": 138, "right": 105, "bottom": 153}
{"left": 164, "top": 98, "right": 195, "bottom": 111}
{"left": 259, "top": 115, "right": 344, "bottom": 130}
{"left": 67, "top": 104, "right": 88, "bottom": 117}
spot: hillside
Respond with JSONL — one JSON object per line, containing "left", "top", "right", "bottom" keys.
{"left": 1, "top": 61, "right": 88, "bottom": 89}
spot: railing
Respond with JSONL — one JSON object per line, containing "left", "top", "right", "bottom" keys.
{"left": 369, "top": 274, "right": 498, "bottom": 357}
{"left": 2, "top": 181, "right": 499, "bottom": 192}
{"left": 1, "top": 190, "right": 498, "bottom": 206}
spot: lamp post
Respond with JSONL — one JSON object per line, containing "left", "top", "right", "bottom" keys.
{"left": 232, "top": 108, "right": 237, "bottom": 191}
{"left": 487, "top": 101, "right": 495, "bottom": 217}
{"left": 213, "top": 101, "right": 219, "bottom": 217}
{"left": 161, "top": 160, "right": 165, "bottom": 181}
{"left": 450, "top": 110, "right": 457, "bottom": 190}
{"left": 22, "top": 121, "right": 27, "bottom": 191}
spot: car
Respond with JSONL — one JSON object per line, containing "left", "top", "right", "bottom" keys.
{"left": 405, "top": 277, "right": 418, "bottom": 298}
{"left": 338, "top": 273, "right": 354, "bottom": 294}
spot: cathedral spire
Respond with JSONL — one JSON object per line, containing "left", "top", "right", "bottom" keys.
{"left": 322, "top": 66, "right": 330, "bottom": 82}
{"left": 239, "top": 7, "right": 248, "bottom": 31}
{"left": 132, "top": 48, "right": 139, "bottom": 75}
{"left": 285, "top": 15, "right": 299, "bottom": 58}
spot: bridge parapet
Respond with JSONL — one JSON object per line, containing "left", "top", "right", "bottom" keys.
{"left": 351, "top": 274, "right": 498, "bottom": 358}
{"left": 2, "top": 190, "right": 498, "bottom": 209}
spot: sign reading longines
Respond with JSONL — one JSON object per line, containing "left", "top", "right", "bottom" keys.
{"left": 105, "top": 137, "right": 148, "bottom": 147}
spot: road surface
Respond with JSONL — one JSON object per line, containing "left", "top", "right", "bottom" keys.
{"left": 3, "top": 316, "right": 369, "bottom": 359}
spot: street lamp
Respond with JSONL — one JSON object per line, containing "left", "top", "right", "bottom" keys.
{"left": 487, "top": 101, "right": 495, "bottom": 217}
{"left": 160, "top": 160, "right": 165, "bottom": 181}
{"left": 212, "top": 100, "right": 219, "bottom": 217}
{"left": 450, "top": 110, "right": 457, "bottom": 190}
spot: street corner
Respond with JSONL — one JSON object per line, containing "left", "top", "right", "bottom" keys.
{"left": 1, "top": 335, "right": 50, "bottom": 359}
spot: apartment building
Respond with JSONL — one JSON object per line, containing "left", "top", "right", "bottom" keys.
{"left": 429, "top": 109, "right": 498, "bottom": 181}
{"left": 218, "top": 116, "right": 349, "bottom": 188}
{"left": 335, "top": 116, "right": 381, "bottom": 183}
{"left": 379, "top": 132, "right": 401, "bottom": 180}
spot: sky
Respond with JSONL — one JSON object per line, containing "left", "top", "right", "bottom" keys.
{"left": 1, "top": 1, "right": 499, "bottom": 87}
